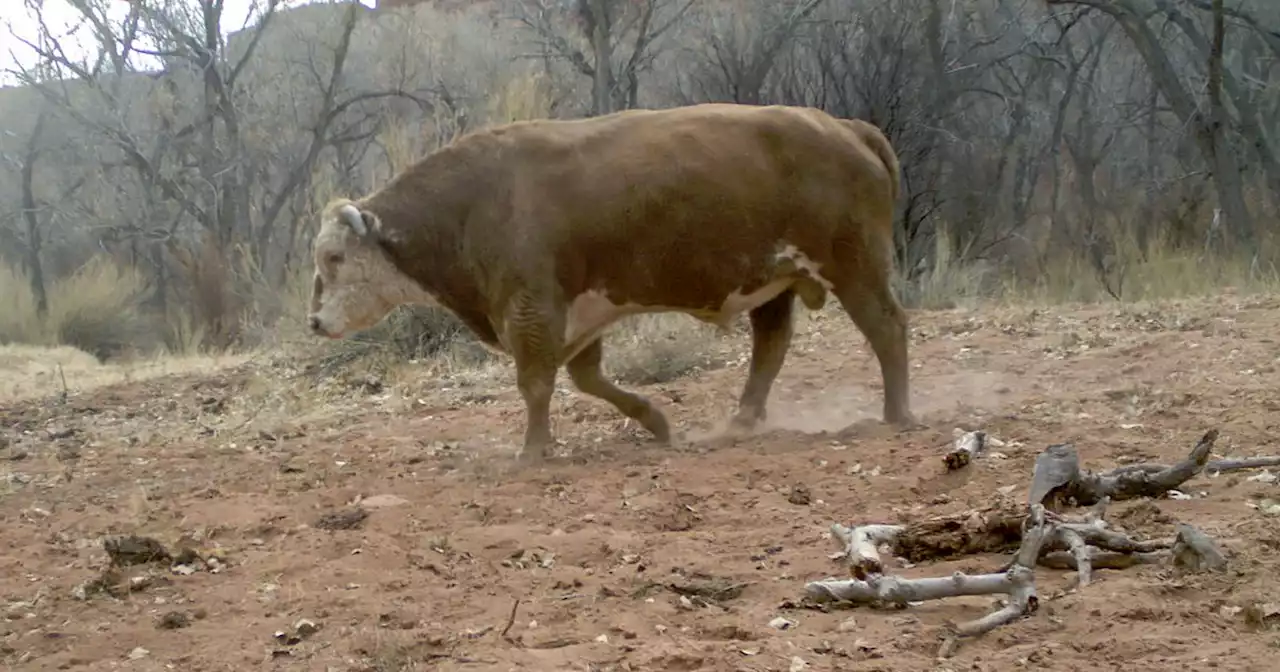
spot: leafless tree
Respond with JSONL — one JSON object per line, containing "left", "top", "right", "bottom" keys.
{"left": 510, "top": 0, "right": 694, "bottom": 114}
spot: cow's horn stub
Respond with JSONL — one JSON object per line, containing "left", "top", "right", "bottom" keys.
{"left": 338, "top": 203, "right": 368, "bottom": 237}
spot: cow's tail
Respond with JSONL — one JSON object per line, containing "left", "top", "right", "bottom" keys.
{"left": 842, "top": 119, "right": 901, "bottom": 203}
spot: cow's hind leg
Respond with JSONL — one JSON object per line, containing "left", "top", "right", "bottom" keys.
{"left": 566, "top": 338, "right": 672, "bottom": 442}
{"left": 730, "top": 289, "right": 796, "bottom": 432}
{"left": 829, "top": 243, "right": 914, "bottom": 426}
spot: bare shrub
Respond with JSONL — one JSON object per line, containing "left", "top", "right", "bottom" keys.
{"left": 0, "top": 261, "right": 43, "bottom": 345}
{"left": 0, "top": 255, "right": 156, "bottom": 361}
{"left": 45, "top": 256, "right": 156, "bottom": 362}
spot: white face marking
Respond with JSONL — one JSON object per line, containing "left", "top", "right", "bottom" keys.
{"left": 306, "top": 205, "right": 435, "bottom": 338}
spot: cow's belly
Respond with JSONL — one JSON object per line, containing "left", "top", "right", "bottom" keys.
{"left": 556, "top": 243, "right": 836, "bottom": 365}
{"left": 559, "top": 277, "right": 815, "bottom": 365}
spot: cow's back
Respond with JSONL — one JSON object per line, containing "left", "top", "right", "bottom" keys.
{"left": 480, "top": 105, "right": 895, "bottom": 309}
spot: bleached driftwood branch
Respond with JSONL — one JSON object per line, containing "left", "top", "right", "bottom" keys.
{"left": 812, "top": 502, "right": 1226, "bottom": 657}
{"left": 808, "top": 506, "right": 1053, "bottom": 652}
{"left": 1029, "top": 429, "right": 1220, "bottom": 508}
{"left": 1205, "top": 456, "right": 1280, "bottom": 472}
{"left": 829, "top": 523, "right": 903, "bottom": 579}
{"left": 807, "top": 429, "right": 1236, "bottom": 658}
{"left": 943, "top": 430, "right": 988, "bottom": 470}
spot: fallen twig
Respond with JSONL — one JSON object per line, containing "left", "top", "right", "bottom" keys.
{"left": 500, "top": 598, "right": 521, "bottom": 644}
{"left": 1206, "top": 456, "right": 1280, "bottom": 473}
{"left": 809, "top": 506, "right": 1053, "bottom": 655}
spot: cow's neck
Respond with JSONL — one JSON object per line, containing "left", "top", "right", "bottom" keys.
{"left": 363, "top": 189, "right": 501, "bottom": 349}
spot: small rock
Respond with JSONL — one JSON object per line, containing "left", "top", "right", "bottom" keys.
{"left": 768, "top": 616, "right": 796, "bottom": 630}
{"left": 156, "top": 611, "right": 191, "bottom": 630}
{"left": 677, "top": 595, "right": 696, "bottom": 611}
{"left": 837, "top": 617, "right": 858, "bottom": 632}
{"left": 127, "top": 647, "right": 149, "bottom": 660}
{"left": 360, "top": 494, "right": 409, "bottom": 509}
{"left": 787, "top": 485, "right": 812, "bottom": 506}
{"left": 789, "top": 656, "right": 808, "bottom": 672}
{"left": 293, "top": 618, "right": 320, "bottom": 638}
{"left": 103, "top": 536, "right": 171, "bottom": 566}
{"left": 594, "top": 633, "right": 609, "bottom": 643}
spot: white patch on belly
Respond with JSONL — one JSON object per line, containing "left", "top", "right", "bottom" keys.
{"left": 777, "top": 244, "right": 834, "bottom": 290}
{"left": 562, "top": 289, "right": 636, "bottom": 363}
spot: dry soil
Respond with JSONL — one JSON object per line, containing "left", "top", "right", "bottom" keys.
{"left": 3, "top": 295, "right": 1280, "bottom": 671}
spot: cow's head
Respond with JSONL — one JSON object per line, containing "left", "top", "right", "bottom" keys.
{"left": 306, "top": 199, "right": 429, "bottom": 339}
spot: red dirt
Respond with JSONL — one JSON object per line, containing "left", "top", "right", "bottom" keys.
{"left": 3, "top": 296, "right": 1280, "bottom": 671}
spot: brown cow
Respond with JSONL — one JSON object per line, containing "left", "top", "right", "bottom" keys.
{"left": 307, "top": 103, "right": 913, "bottom": 463}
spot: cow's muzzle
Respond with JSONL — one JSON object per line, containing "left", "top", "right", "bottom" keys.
{"left": 307, "top": 315, "right": 340, "bottom": 339}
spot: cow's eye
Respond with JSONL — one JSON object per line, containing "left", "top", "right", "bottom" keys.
{"left": 327, "top": 252, "right": 345, "bottom": 265}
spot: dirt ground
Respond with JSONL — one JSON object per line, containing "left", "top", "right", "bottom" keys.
{"left": 3, "top": 295, "right": 1280, "bottom": 671}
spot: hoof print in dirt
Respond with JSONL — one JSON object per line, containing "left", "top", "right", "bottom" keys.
{"left": 503, "top": 548, "right": 556, "bottom": 569}
{"left": 658, "top": 493, "right": 702, "bottom": 531}
{"left": 667, "top": 575, "right": 749, "bottom": 608}
{"left": 104, "top": 535, "right": 172, "bottom": 567}
{"left": 314, "top": 507, "right": 369, "bottom": 530}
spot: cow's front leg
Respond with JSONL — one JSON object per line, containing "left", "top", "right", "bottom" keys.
{"left": 514, "top": 358, "right": 557, "bottom": 463}
{"left": 505, "top": 293, "right": 563, "bottom": 464}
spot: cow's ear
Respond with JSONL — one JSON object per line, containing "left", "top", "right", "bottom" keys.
{"left": 337, "top": 203, "right": 371, "bottom": 237}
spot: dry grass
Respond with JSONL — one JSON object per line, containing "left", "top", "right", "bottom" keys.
{"left": 999, "top": 232, "right": 1280, "bottom": 305}
{"left": 0, "top": 342, "right": 248, "bottom": 403}
{"left": 897, "top": 228, "right": 995, "bottom": 310}
{"left": 605, "top": 314, "right": 734, "bottom": 385}
{"left": 0, "top": 256, "right": 157, "bottom": 361}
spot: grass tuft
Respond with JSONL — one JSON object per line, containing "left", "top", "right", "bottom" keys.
{"left": 0, "top": 256, "right": 156, "bottom": 362}
{"left": 604, "top": 314, "right": 731, "bottom": 385}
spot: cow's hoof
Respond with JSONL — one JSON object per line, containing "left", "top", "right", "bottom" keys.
{"left": 885, "top": 408, "right": 919, "bottom": 428}
{"left": 516, "top": 447, "right": 548, "bottom": 466}
{"left": 726, "top": 412, "right": 763, "bottom": 437}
